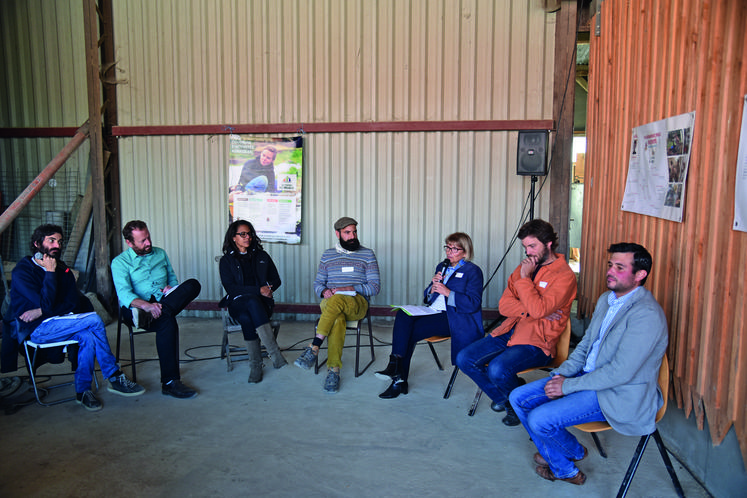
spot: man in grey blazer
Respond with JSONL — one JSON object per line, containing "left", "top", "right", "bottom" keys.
{"left": 509, "top": 242, "right": 668, "bottom": 486}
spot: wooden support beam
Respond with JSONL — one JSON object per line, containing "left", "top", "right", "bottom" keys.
{"left": 0, "top": 123, "right": 89, "bottom": 235}
{"left": 62, "top": 178, "right": 93, "bottom": 266}
{"left": 83, "top": 0, "right": 112, "bottom": 302}
{"left": 549, "top": 0, "right": 578, "bottom": 256}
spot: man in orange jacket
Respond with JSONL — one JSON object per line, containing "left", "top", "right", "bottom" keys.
{"left": 456, "top": 219, "right": 576, "bottom": 425}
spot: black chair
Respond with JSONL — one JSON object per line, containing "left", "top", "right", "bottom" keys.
{"left": 420, "top": 335, "right": 460, "bottom": 399}
{"left": 115, "top": 307, "right": 176, "bottom": 383}
{"left": 573, "top": 355, "right": 684, "bottom": 498}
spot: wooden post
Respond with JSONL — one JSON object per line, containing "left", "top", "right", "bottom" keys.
{"left": 549, "top": 0, "right": 578, "bottom": 256}
{"left": 83, "top": 0, "right": 112, "bottom": 302}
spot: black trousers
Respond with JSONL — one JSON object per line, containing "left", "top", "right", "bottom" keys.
{"left": 121, "top": 278, "right": 201, "bottom": 384}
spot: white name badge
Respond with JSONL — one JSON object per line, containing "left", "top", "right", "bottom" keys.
{"left": 456, "top": 273, "right": 464, "bottom": 278}
{"left": 341, "top": 266, "right": 354, "bottom": 273}
{"left": 539, "top": 281, "right": 548, "bottom": 288}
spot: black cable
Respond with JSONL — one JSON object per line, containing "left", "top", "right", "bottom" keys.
{"left": 481, "top": 6, "right": 584, "bottom": 298}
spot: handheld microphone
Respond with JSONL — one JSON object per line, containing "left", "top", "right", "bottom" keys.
{"left": 439, "top": 258, "right": 450, "bottom": 277}
{"left": 34, "top": 252, "right": 44, "bottom": 261}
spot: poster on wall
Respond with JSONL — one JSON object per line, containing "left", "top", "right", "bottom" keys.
{"left": 733, "top": 95, "right": 747, "bottom": 233}
{"left": 621, "top": 111, "right": 695, "bottom": 222}
{"left": 228, "top": 135, "right": 303, "bottom": 244}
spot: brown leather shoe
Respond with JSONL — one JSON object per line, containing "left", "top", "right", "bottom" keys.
{"left": 533, "top": 445, "right": 588, "bottom": 467}
{"left": 535, "top": 465, "right": 586, "bottom": 485}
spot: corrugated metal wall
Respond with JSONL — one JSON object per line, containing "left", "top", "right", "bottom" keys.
{"left": 0, "top": 1, "right": 91, "bottom": 262}
{"left": 111, "top": 0, "right": 558, "bottom": 311}
{"left": 582, "top": 0, "right": 747, "bottom": 462}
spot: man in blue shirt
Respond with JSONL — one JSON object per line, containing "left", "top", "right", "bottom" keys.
{"left": 509, "top": 242, "right": 668, "bottom": 486}
{"left": 111, "top": 220, "right": 201, "bottom": 399}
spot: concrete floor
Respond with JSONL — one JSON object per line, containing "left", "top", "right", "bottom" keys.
{"left": 0, "top": 317, "right": 710, "bottom": 497}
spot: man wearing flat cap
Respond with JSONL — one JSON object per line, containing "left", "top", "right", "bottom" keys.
{"left": 294, "top": 217, "right": 380, "bottom": 393}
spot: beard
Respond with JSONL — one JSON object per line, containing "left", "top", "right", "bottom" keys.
{"left": 533, "top": 246, "right": 550, "bottom": 266}
{"left": 133, "top": 246, "right": 153, "bottom": 256}
{"left": 339, "top": 237, "right": 360, "bottom": 251}
{"left": 43, "top": 247, "right": 61, "bottom": 259}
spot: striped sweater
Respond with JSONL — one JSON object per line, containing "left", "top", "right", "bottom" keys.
{"left": 313, "top": 246, "right": 380, "bottom": 298}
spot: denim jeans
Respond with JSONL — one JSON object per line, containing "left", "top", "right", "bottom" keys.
{"left": 509, "top": 376, "right": 606, "bottom": 479}
{"left": 29, "top": 312, "right": 119, "bottom": 393}
{"left": 455, "top": 330, "right": 551, "bottom": 405}
{"left": 121, "top": 277, "right": 201, "bottom": 384}
{"left": 228, "top": 294, "right": 271, "bottom": 341}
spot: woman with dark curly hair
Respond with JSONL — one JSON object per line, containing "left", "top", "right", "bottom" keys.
{"left": 219, "top": 220, "right": 286, "bottom": 383}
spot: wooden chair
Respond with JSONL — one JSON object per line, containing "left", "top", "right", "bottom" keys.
{"left": 573, "top": 355, "right": 684, "bottom": 498}
{"left": 467, "top": 319, "right": 572, "bottom": 416}
{"left": 314, "top": 309, "right": 375, "bottom": 377}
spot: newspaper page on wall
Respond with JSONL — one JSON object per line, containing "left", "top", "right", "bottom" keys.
{"left": 228, "top": 135, "right": 303, "bottom": 244}
{"left": 621, "top": 112, "right": 695, "bottom": 222}
{"left": 733, "top": 95, "right": 747, "bottom": 233}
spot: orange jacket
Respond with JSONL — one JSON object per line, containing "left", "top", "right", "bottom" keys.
{"left": 490, "top": 254, "right": 577, "bottom": 357}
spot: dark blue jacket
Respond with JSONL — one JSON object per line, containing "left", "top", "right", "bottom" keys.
{"left": 423, "top": 260, "right": 484, "bottom": 363}
{"left": 9, "top": 256, "right": 90, "bottom": 343}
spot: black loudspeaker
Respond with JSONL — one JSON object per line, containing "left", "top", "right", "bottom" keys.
{"left": 517, "top": 131, "right": 549, "bottom": 176}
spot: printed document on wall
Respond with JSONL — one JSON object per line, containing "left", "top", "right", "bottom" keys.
{"left": 621, "top": 112, "right": 695, "bottom": 222}
{"left": 228, "top": 136, "right": 303, "bottom": 244}
{"left": 733, "top": 95, "right": 747, "bottom": 233}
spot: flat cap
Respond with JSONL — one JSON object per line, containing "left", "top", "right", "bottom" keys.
{"left": 334, "top": 216, "right": 358, "bottom": 230}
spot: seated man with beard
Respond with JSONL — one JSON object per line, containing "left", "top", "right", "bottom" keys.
{"left": 455, "top": 219, "right": 577, "bottom": 426}
{"left": 294, "top": 217, "right": 381, "bottom": 393}
{"left": 10, "top": 224, "right": 144, "bottom": 411}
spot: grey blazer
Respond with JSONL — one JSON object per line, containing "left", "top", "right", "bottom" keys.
{"left": 554, "top": 286, "right": 668, "bottom": 436}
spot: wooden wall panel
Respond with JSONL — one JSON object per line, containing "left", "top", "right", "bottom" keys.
{"left": 581, "top": 0, "right": 747, "bottom": 463}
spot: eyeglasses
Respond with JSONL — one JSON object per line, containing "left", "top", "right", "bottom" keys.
{"left": 444, "top": 245, "right": 463, "bottom": 254}
{"left": 236, "top": 232, "right": 252, "bottom": 238}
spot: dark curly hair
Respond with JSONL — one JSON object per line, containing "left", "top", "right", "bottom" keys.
{"left": 518, "top": 219, "right": 558, "bottom": 251}
{"left": 222, "top": 220, "right": 263, "bottom": 255}
{"left": 30, "top": 224, "right": 63, "bottom": 253}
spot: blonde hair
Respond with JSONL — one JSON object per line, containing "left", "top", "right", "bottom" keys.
{"left": 445, "top": 232, "right": 474, "bottom": 261}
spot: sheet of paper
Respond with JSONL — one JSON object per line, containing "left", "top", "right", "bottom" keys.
{"left": 391, "top": 305, "right": 440, "bottom": 316}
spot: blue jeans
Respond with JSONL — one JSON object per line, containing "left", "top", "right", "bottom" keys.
{"left": 509, "top": 376, "right": 606, "bottom": 479}
{"left": 29, "top": 312, "right": 119, "bottom": 393}
{"left": 455, "top": 330, "right": 551, "bottom": 405}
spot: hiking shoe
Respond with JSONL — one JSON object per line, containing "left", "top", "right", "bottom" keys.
{"left": 76, "top": 390, "right": 103, "bottom": 411}
{"left": 324, "top": 369, "right": 340, "bottom": 394}
{"left": 294, "top": 346, "right": 317, "bottom": 370}
{"left": 162, "top": 380, "right": 197, "bottom": 399}
{"left": 131, "top": 307, "right": 152, "bottom": 329}
{"left": 107, "top": 373, "right": 146, "bottom": 397}
{"left": 0, "top": 376, "right": 22, "bottom": 398}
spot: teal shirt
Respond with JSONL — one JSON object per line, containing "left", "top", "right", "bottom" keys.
{"left": 111, "top": 247, "right": 178, "bottom": 308}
